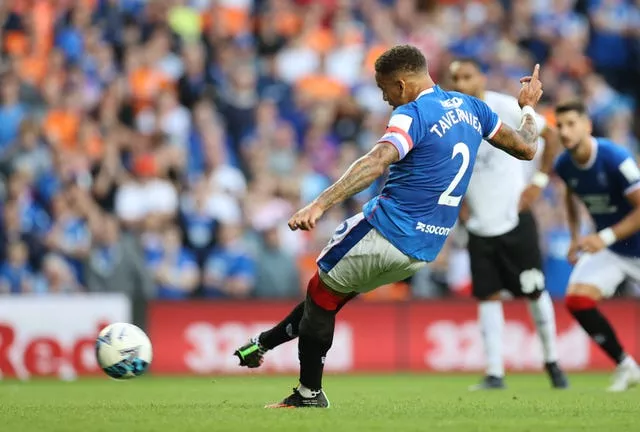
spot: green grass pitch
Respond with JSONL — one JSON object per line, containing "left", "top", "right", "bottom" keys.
{"left": 1, "top": 374, "right": 638, "bottom": 431}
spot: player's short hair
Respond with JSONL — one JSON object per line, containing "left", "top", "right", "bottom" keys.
{"left": 375, "top": 45, "right": 427, "bottom": 76}
{"left": 555, "top": 99, "right": 588, "bottom": 116}
{"left": 451, "top": 57, "right": 486, "bottom": 73}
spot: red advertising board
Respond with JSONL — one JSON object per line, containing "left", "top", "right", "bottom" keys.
{"left": 148, "top": 302, "right": 399, "bottom": 373}
{"left": 148, "top": 300, "right": 640, "bottom": 374}
{"left": 408, "top": 302, "right": 640, "bottom": 372}
{"left": 0, "top": 294, "right": 130, "bottom": 379}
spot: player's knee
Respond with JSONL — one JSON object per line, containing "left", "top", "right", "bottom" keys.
{"left": 565, "top": 293, "right": 598, "bottom": 312}
{"left": 306, "top": 271, "right": 349, "bottom": 312}
{"left": 566, "top": 283, "right": 603, "bottom": 303}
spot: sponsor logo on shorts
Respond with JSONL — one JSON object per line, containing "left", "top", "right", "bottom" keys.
{"left": 415, "top": 222, "right": 451, "bottom": 236}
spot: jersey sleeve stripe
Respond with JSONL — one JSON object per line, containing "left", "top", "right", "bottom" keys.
{"left": 624, "top": 182, "right": 640, "bottom": 196}
{"left": 378, "top": 134, "right": 408, "bottom": 159}
{"left": 485, "top": 118, "right": 502, "bottom": 140}
{"left": 619, "top": 158, "right": 640, "bottom": 183}
{"left": 385, "top": 126, "right": 414, "bottom": 149}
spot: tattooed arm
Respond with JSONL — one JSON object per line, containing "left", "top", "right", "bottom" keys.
{"left": 487, "top": 115, "right": 539, "bottom": 160}
{"left": 316, "top": 143, "right": 398, "bottom": 211}
{"left": 288, "top": 142, "right": 399, "bottom": 231}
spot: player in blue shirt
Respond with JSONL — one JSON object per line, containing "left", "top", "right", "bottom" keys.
{"left": 234, "top": 45, "right": 543, "bottom": 408}
{"left": 554, "top": 100, "right": 640, "bottom": 392}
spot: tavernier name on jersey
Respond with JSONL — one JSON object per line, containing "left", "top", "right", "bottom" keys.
{"left": 363, "top": 85, "right": 502, "bottom": 262}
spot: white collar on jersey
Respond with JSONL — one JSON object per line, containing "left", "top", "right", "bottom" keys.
{"left": 574, "top": 137, "right": 598, "bottom": 170}
{"left": 416, "top": 87, "right": 436, "bottom": 100}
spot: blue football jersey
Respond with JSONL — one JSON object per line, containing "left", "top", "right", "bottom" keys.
{"left": 554, "top": 138, "right": 640, "bottom": 257}
{"left": 363, "top": 85, "right": 502, "bottom": 261}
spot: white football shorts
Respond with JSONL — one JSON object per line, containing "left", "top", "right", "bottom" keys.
{"left": 569, "top": 248, "right": 640, "bottom": 297}
{"left": 317, "top": 213, "right": 426, "bottom": 294}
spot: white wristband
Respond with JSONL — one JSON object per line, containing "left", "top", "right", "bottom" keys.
{"left": 531, "top": 171, "right": 550, "bottom": 188}
{"left": 522, "top": 105, "right": 536, "bottom": 119}
{"left": 598, "top": 228, "right": 617, "bottom": 247}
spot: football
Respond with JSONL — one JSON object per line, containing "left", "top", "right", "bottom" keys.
{"left": 96, "top": 323, "right": 153, "bottom": 380}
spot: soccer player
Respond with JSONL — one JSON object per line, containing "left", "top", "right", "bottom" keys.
{"left": 234, "top": 45, "right": 543, "bottom": 408}
{"left": 449, "top": 58, "right": 568, "bottom": 390}
{"left": 554, "top": 100, "right": 640, "bottom": 392}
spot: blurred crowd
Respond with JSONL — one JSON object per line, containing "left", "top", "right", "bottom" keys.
{"left": 0, "top": 0, "right": 638, "bottom": 300}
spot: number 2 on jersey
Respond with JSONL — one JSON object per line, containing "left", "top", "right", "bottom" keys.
{"left": 438, "top": 142, "right": 470, "bottom": 207}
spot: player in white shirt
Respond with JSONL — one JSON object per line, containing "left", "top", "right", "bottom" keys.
{"left": 449, "top": 58, "right": 568, "bottom": 390}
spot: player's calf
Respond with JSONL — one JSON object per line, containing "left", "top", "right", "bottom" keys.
{"left": 526, "top": 290, "right": 569, "bottom": 388}
{"left": 565, "top": 285, "right": 628, "bottom": 365}
{"left": 234, "top": 301, "right": 305, "bottom": 369}
{"left": 565, "top": 283, "right": 640, "bottom": 390}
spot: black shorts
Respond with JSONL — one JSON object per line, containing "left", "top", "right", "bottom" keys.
{"left": 468, "top": 211, "right": 545, "bottom": 300}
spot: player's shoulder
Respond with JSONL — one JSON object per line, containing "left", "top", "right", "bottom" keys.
{"left": 388, "top": 105, "right": 419, "bottom": 134}
{"left": 596, "top": 137, "right": 633, "bottom": 161}
{"left": 391, "top": 102, "right": 420, "bottom": 119}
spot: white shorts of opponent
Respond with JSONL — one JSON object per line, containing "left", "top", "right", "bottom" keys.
{"left": 317, "top": 213, "right": 426, "bottom": 294}
{"left": 569, "top": 249, "right": 640, "bottom": 298}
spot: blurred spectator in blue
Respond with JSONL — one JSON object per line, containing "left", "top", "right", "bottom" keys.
{"left": 186, "top": 100, "right": 217, "bottom": 178}
{"left": 6, "top": 170, "right": 51, "bottom": 236}
{"left": 37, "top": 253, "right": 81, "bottom": 294}
{"left": 0, "top": 241, "right": 34, "bottom": 294}
{"left": 242, "top": 99, "right": 285, "bottom": 151}
{"left": 257, "top": 56, "right": 294, "bottom": 115}
{"left": 178, "top": 177, "right": 218, "bottom": 265}
{"left": 86, "top": 214, "right": 153, "bottom": 299}
{"left": 203, "top": 223, "right": 256, "bottom": 299}
{"left": 152, "top": 225, "right": 199, "bottom": 300}
{"left": 582, "top": 73, "right": 632, "bottom": 134}
{"left": 0, "top": 119, "right": 51, "bottom": 180}
{"left": 177, "top": 43, "right": 214, "bottom": 110}
{"left": 587, "top": 0, "right": 635, "bottom": 91}
{"left": 1, "top": 200, "right": 47, "bottom": 269}
{"left": 0, "top": 75, "right": 26, "bottom": 153}
{"left": 36, "top": 151, "right": 68, "bottom": 207}
{"left": 55, "top": 5, "right": 93, "bottom": 65}
{"left": 44, "top": 188, "right": 93, "bottom": 283}
{"left": 253, "top": 223, "right": 301, "bottom": 299}
{"left": 90, "top": 136, "right": 124, "bottom": 213}
{"left": 606, "top": 109, "right": 640, "bottom": 154}
{"left": 303, "top": 103, "right": 340, "bottom": 177}
{"left": 199, "top": 125, "right": 245, "bottom": 214}
{"left": 217, "top": 62, "right": 259, "bottom": 162}
{"left": 531, "top": 0, "right": 588, "bottom": 61}
{"left": 136, "top": 88, "right": 191, "bottom": 151}
{"left": 147, "top": 28, "right": 184, "bottom": 82}
{"left": 89, "top": 42, "right": 118, "bottom": 89}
